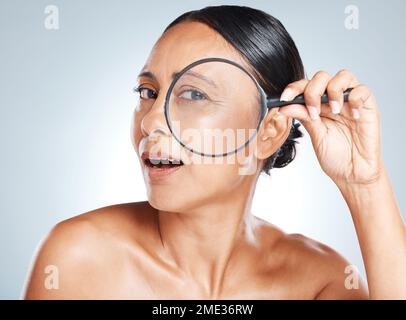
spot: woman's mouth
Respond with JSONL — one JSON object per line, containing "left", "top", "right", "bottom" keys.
{"left": 143, "top": 157, "right": 184, "bottom": 181}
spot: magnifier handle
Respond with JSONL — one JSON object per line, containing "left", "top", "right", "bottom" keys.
{"left": 267, "top": 87, "right": 354, "bottom": 109}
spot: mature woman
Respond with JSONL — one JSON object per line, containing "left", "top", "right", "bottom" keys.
{"left": 24, "top": 5, "right": 406, "bottom": 299}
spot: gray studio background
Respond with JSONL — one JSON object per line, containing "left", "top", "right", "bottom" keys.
{"left": 1, "top": 0, "right": 405, "bottom": 299}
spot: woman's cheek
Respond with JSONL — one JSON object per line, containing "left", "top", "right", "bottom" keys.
{"left": 191, "top": 162, "right": 242, "bottom": 190}
{"left": 131, "top": 110, "right": 143, "bottom": 153}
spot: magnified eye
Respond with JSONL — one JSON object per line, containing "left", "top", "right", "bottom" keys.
{"left": 134, "top": 86, "right": 157, "bottom": 100}
{"left": 179, "top": 89, "right": 207, "bottom": 101}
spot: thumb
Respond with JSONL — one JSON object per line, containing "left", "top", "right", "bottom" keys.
{"left": 278, "top": 104, "right": 327, "bottom": 142}
{"left": 278, "top": 104, "right": 310, "bottom": 121}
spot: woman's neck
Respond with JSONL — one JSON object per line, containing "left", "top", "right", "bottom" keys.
{"left": 155, "top": 175, "right": 260, "bottom": 298}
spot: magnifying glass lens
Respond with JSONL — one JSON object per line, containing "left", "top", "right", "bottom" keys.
{"left": 165, "top": 59, "right": 266, "bottom": 157}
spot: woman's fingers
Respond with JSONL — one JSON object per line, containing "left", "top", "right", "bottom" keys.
{"left": 278, "top": 76, "right": 328, "bottom": 138}
{"left": 279, "top": 79, "right": 308, "bottom": 101}
{"left": 279, "top": 72, "right": 334, "bottom": 121}
{"left": 303, "top": 71, "right": 332, "bottom": 120}
{"left": 277, "top": 104, "right": 311, "bottom": 120}
{"left": 277, "top": 69, "right": 378, "bottom": 158}
{"left": 326, "top": 69, "right": 360, "bottom": 118}
{"left": 347, "top": 84, "right": 374, "bottom": 111}
{"left": 280, "top": 70, "right": 366, "bottom": 122}
{"left": 278, "top": 79, "right": 309, "bottom": 120}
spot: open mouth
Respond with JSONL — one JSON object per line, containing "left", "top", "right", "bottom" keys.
{"left": 143, "top": 158, "right": 184, "bottom": 169}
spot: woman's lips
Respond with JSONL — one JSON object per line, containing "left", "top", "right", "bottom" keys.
{"left": 145, "top": 163, "right": 183, "bottom": 181}
{"left": 143, "top": 158, "right": 184, "bottom": 181}
{"left": 140, "top": 149, "right": 185, "bottom": 181}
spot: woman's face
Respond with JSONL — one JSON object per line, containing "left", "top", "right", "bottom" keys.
{"left": 132, "top": 21, "right": 270, "bottom": 212}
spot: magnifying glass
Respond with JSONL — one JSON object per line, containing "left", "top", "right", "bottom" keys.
{"left": 163, "top": 57, "right": 352, "bottom": 157}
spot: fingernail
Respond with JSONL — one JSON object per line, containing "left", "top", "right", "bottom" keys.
{"left": 280, "top": 88, "right": 294, "bottom": 101}
{"left": 308, "top": 106, "right": 319, "bottom": 120}
{"left": 330, "top": 100, "right": 340, "bottom": 114}
{"left": 352, "top": 108, "right": 360, "bottom": 119}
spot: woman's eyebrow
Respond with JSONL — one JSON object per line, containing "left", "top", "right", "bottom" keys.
{"left": 172, "top": 70, "right": 217, "bottom": 88}
{"left": 137, "top": 71, "right": 157, "bottom": 81}
{"left": 137, "top": 70, "right": 217, "bottom": 88}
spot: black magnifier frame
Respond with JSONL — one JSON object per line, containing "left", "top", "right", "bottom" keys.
{"left": 163, "top": 57, "right": 353, "bottom": 158}
{"left": 164, "top": 57, "right": 268, "bottom": 158}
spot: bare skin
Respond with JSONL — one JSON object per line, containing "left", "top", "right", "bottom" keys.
{"left": 23, "top": 21, "right": 405, "bottom": 300}
{"left": 22, "top": 201, "right": 367, "bottom": 299}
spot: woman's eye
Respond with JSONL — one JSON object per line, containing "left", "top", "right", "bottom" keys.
{"left": 179, "top": 90, "right": 207, "bottom": 101}
{"left": 136, "top": 87, "right": 157, "bottom": 100}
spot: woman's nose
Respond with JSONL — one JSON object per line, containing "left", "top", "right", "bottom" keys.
{"left": 140, "top": 94, "right": 171, "bottom": 139}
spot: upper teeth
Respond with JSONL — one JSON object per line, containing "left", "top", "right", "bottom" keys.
{"left": 149, "top": 158, "right": 181, "bottom": 165}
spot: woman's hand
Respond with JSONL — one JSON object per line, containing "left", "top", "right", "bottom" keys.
{"left": 278, "top": 70, "right": 383, "bottom": 187}
{"left": 279, "top": 71, "right": 406, "bottom": 299}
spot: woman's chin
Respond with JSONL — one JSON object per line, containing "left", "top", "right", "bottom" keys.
{"left": 147, "top": 192, "right": 186, "bottom": 213}
{"left": 147, "top": 190, "right": 206, "bottom": 213}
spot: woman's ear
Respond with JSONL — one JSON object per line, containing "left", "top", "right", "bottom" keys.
{"left": 256, "top": 109, "right": 292, "bottom": 160}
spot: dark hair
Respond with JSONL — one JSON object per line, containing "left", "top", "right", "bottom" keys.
{"left": 163, "top": 5, "right": 304, "bottom": 174}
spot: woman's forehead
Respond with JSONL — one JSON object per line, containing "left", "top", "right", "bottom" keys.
{"left": 139, "top": 21, "right": 250, "bottom": 83}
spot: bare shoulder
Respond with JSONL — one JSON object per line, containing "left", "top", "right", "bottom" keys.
{"left": 23, "top": 201, "right": 157, "bottom": 299}
{"left": 256, "top": 219, "right": 369, "bottom": 299}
